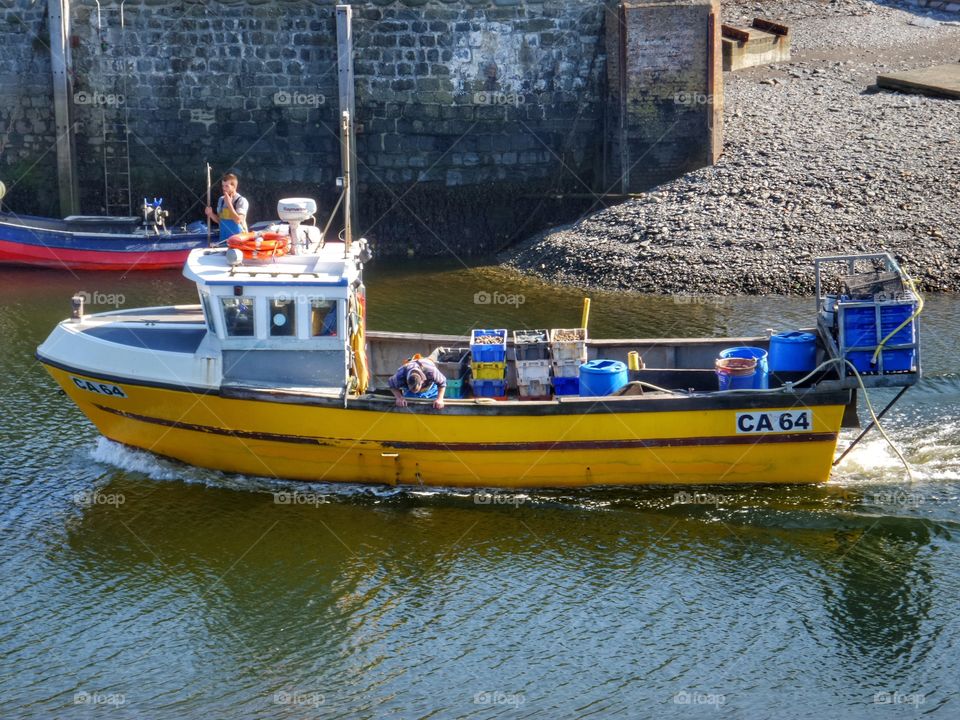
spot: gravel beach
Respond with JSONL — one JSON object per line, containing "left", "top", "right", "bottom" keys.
{"left": 502, "top": 0, "right": 960, "bottom": 295}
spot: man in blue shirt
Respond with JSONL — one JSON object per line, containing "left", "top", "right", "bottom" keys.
{"left": 388, "top": 357, "right": 447, "bottom": 409}
{"left": 204, "top": 172, "right": 249, "bottom": 242}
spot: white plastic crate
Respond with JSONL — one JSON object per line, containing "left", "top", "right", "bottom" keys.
{"left": 516, "top": 359, "right": 551, "bottom": 385}
{"left": 518, "top": 379, "right": 552, "bottom": 399}
{"left": 552, "top": 359, "right": 581, "bottom": 378}
{"left": 550, "top": 327, "right": 588, "bottom": 364}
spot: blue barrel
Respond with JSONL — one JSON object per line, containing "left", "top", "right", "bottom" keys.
{"left": 769, "top": 331, "right": 817, "bottom": 372}
{"left": 718, "top": 346, "right": 768, "bottom": 389}
{"left": 579, "top": 359, "right": 629, "bottom": 397}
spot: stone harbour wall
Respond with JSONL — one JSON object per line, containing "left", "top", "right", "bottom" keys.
{"left": 0, "top": 0, "right": 721, "bottom": 255}
{"left": 0, "top": 1, "right": 58, "bottom": 215}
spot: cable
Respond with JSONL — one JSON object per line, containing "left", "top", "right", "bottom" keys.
{"left": 842, "top": 358, "right": 914, "bottom": 482}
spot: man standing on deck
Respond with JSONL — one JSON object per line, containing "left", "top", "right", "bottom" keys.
{"left": 205, "top": 172, "right": 249, "bottom": 243}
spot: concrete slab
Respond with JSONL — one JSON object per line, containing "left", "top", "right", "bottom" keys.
{"left": 722, "top": 23, "right": 790, "bottom": 71}
{"left": 877, "top": 63, "right": 960, "bottom": 99}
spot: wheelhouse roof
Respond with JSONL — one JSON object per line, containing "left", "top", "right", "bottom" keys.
{"left": 183, "top": 244, "right": 361, "bottom": 288}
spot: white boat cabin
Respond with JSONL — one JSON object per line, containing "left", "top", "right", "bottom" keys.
{"left": 184, "top": 239, "right": 366, "bottom": 390}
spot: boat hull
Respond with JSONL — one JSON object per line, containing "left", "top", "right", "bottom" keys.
{"left": 42, "top": 363, "right": 847, "bottom": 488}
{"left": 0, "top": 214, "right": 207, "bottom": 270}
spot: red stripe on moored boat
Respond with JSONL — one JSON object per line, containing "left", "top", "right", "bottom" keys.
{"left": 0, "top": 239, "right": 190, "bottom": 271}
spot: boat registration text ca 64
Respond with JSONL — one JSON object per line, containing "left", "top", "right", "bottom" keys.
{"left": 736, "top": 410, "right": 812, "bottom": 434}
{"left": 71, "top": 377, "right": 127, "bottom": 398}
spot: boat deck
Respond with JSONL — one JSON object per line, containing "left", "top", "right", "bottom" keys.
{"left": 81, "top": 326, "right": 207, "bottom": 353}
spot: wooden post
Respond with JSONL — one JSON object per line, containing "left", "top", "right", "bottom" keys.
{"left": 48, "top": 0, "right": 79, "bottom": 216}
{"left": 336, "top": 4, "right": 358, "bottom": 240}
{"left": 618, "top": 3, "right": 628, "bottom": 194}
{"left": 206, "top": 162, "right": 212, "bottom": 246}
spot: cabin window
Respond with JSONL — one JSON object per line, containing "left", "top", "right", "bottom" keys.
{"left": 199, "top": 292, "right": 216, "bottom": 332}
{"left": 270, "top": 297, "right": 296, "bottom": 337}
{"left": 310, "top": 298, "right": 338, "bottom": 337}
{"left": 221, "top": 297, "right": 255, "bottom": 336}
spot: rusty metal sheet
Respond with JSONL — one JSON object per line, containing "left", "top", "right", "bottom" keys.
{"left": 751, "top": 18, "right": 789, "bottom": 36}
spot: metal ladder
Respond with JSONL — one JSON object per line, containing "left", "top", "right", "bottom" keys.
{"left": 96, "top": 1, "right": 132, "bottom": 216}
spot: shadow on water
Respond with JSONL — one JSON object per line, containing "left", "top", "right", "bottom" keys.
{"left": 47, "top": 456, "right": 956, "bottom": 696}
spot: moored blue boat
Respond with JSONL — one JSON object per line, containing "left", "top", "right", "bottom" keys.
{"left": 0, "top": 207, "right": 208, "bottom": 271}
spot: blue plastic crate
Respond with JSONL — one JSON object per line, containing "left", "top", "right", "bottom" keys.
{"left": 471, "top": 329, "right": 507, "bottom": 362}
{"left": 470, "top": 379, "right": 507, "bottom": 399}
{"left": 842, "top": 303, "right": 915, "bottom": 342}
{"left": 553, "top": 376, "right": 580, "bottom": 396}
{"left": 847, "top": 349, "right": 915, "bottom": 373}
{"left": 840, "top": 299, "right": 917, "bottom": 373}
{"left": 880, "top": 306, "right": 916, "bottom": 345}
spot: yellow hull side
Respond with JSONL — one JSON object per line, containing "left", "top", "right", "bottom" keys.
{"left": 47, "top": 366, "right": 845, "bottom": 487}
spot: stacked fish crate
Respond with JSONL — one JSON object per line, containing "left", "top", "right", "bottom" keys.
{"left": 513, "top": 329, "right": 552, "bottom": 400}
{"left": 835, "top": 271, "right": 919, "bottom": 374}
{"left": 814, "top": 253, "right": 922, "bottom": 385}
{"left": 550, "top": 328, "right": 588, "bottom": 395}
{"left": 470, "top": 329, "right": 508, "bottom": 399}
{"left": 430, "top": 347, "right": 471, "bottom": 399}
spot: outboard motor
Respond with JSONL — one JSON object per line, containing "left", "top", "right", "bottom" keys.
{"left": 141, "top": 197, "right": 168, "bottom": 233}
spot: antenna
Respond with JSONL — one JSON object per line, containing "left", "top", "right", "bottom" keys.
{"left": 340, "top": 111, "right": 353, "bottom": 255}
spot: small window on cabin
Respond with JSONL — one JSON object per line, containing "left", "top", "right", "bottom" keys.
{"left": 200, "top": 292, "right": 215, "bottom": 332}
{"left": 270, "top": 297, "right": 296, "bottom": 337}
{"left": 221, "top": 297, "right": 255, "bottom": 337}
{"left": 310, "top": 299, "right": 338, "bottom": 337}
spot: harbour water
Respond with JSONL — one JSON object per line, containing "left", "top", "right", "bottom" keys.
{"left": 1, "top": 264, "right": 958, "bottom": 718}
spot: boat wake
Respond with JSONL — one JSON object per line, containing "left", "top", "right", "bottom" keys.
{"left": 89, "top": 436, "right": 185, "bottom": 482}
{"left": 87, "top": 417, "right": 959, "bottom": 517}
{"left": 86, "top": 437, "right": 455, "bottom": 500}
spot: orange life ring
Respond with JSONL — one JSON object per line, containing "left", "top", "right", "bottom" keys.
{"left": 226, "top": 231, "right": 291, "bottom": 260}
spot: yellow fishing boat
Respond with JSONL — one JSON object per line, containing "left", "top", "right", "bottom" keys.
{"left": 35, "top": 230, "right": 922, "bottom": 488}
{"left": 36, "top": 115, "right": 922, "bottom": 489}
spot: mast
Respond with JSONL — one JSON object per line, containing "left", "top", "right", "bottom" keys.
{"left": 340, "top": 111, "right": 353, "bottom": 255}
